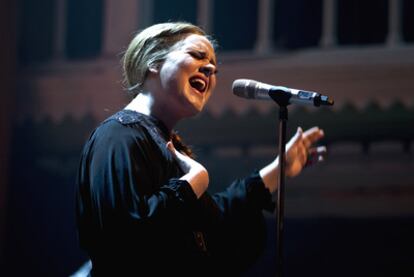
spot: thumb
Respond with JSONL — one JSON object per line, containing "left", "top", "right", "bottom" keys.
{"left": 166, "top": 141, "right": 181, "bottom": 157}
{"left": 290, "top": 127, "right": 303, "bottom": 144}
{"left": 166, "top": 141, "right": 188, "bottom": 161}
{"left": 166, "top": 141, "right": 175, "bottom": 152}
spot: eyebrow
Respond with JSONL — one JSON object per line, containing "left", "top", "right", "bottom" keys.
{"left": 200, "top": 49, "right": 217, "bottom": 66}
{"left": 187, "top": 44, "right": 217, "bottom": 66}
{"left": 211, "top": 55, "right": 217, "bottom": 66}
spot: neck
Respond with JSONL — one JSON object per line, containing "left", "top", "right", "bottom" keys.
{"left": 125, "top": 92, "right": 180, "bottom": 131}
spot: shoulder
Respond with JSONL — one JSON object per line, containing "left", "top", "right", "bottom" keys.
{"left": 85, "top": 110, "right": 151, "bottom": 151}
{"left": 105, "top": 109, "right": 147, "bottom": 125}
{"left": 81, "top": 110, "right": 170, "bottom": 161}
{"left": 98, "top": 110, "right": 148, "bottom": 136}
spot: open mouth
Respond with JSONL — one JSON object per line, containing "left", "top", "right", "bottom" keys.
{"left": 189, "top": 77, "right": 207, "bottom": 93}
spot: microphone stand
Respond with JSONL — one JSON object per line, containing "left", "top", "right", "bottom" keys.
{"left": 269, "top": 90, "right": 291, "bottom": 277}
{"left": 232, "top": 79, "right": 334, "bottom": 277}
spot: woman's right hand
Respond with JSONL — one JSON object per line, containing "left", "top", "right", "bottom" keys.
{"left": 167, "top": 141, "right": 209, "bottom": 198}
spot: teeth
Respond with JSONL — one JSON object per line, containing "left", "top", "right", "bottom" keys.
{"left": 190, "top": 77, "right": 206, "bottom": 92}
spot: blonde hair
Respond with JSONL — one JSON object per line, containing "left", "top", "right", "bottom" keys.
{"left": 123, "top": 22, "right": 212, "bottom": 98}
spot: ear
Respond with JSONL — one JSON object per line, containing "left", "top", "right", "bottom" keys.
{"left": 148, "top": 62, "right": 160, "bottom": 74}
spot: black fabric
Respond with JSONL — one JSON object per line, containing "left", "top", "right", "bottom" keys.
{"left": 76, "top": 109, "right": 275, "bottom": 276}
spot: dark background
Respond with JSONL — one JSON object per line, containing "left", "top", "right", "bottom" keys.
{"left": 1, "top": 0, "right": 414, "bottom": 276}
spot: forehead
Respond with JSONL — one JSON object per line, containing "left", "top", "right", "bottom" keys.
{"left": 177, "top": 34, "right": 216, "bottom": 55}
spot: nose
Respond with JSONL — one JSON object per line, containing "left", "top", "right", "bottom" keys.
{"left": 199, "top": 64, "right": 216, "bottom": 77}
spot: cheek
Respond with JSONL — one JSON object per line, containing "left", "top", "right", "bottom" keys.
{"left": 162, "top": 59, "right": 193, "bottom": 85}
{"left": 160, "top": 64, "right": 181, "bottom": 88}
{"left": 209, "top": 77, "right": 217, "bottom": 92}
{"left": 204, "top": 79, "right": 216, "bottom": 101}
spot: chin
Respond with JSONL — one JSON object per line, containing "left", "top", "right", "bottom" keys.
{"left": 188, "top": 106, "right": 203, "bottom": 117}
{"left": 183, "top": 103, "right": 204, "bottom": 118}
{"left": 180, "top": 91, "right": 209, "bottom": 118}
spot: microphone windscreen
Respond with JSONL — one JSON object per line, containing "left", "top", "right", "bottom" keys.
{"left": 232, "top": 79, "right": 257, "bottom": 99}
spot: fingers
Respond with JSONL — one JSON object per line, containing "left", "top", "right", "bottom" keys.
{"left": 167, "top": 141, "right": 180, "bottom": 159}
{"left": 166, "top": 141, "right": 175, "bottom": 152}
{"left": 289, "top": 126, "right": 323, "bottom": 149}
{"left": 302, "top": 127, "right": 324, "bottom": 148}
{"left": 286, "top": 127, "right": 327, "bottom": 174}
{"left": 166, "top": 142, "right": 209, "bottom": 198}
{"left": 306, "top": 146, "right": 327, "bottom": 166}
{"left": 167, "top": 141, "right": 191, "bottom": 163}
{"left": 293, "top": 126, "right": 326, "bottom": 166}
{"left": 309, "top": 146, "right": 327, "bottom": 155}
{"left": 167, "top": 141, "right": 189, "bottom": 164}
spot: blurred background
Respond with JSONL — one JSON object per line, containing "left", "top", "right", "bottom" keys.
{"left": 1, "top": 0, "right": 413, "bottom": 276}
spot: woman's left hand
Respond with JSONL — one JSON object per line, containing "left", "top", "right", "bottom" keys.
{"left": 285, "top": 126, "right": 326, "bottom": 177}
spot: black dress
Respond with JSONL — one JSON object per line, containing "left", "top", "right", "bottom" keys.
{"left": 76, "top": 109, "right": 274, "bottom": 276}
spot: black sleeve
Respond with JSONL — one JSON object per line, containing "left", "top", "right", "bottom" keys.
{"left": 76, "top": 121, "right": 198, "bottom": 236}
{"left": 195, "top": 171, "right": 275, "bottom": 273}
{"left": 211, "top": 171, "right": 275, "bottom": 217}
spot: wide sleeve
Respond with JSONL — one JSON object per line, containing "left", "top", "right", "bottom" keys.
{"left": 194, "top": 171, "right": 275, "bottom": 273}
{"left": 76, "top": 122, "right": 198, "bottom": 239}
{"left": 211, "top": 171, "right": 275, "bottom": 217}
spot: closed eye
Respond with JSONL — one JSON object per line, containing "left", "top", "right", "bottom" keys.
{"left": 190, "top": 51, "right": 217, "bottom": 65}
{"left": 189, "top": 51, "right": 206, "bottom": 60}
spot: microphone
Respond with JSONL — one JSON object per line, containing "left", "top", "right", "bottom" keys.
{"left": 232, "top": 79, "right": 334, "bottom": 107}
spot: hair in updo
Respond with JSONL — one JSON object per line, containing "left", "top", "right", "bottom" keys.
{"left": 123, "top": 22, "right": 213, "bottom": 98}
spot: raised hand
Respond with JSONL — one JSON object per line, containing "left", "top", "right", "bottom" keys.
{"left": 285, "top": 127, "right": 326, "bottom": 177}
{"left": 259, "top": 126, "right": 326, "bottom": 193}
